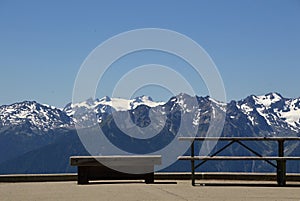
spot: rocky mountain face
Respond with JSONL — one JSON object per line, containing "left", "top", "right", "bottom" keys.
{"left": 0, "top": 93, "right": 299, "bottom": 174}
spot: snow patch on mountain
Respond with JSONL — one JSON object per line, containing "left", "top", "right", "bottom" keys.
{"left": 278, "top": 99, "right": 300, "bottom": 128}
{"left": 238, "top": 102, "right": 256, "bottom": 125}
{"left": 253, "top": 93, "right": 282, "bottom": 108}
{"left": 65, "top": 96, "right": 165, "bottom": 115}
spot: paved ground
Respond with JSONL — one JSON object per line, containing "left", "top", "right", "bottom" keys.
{"left": 1, "top": 180, "right": 300, "bottom": 201}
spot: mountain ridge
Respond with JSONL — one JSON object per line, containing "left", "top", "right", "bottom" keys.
{"left": 0, "top": 92, "right": 299, "bottom": 174}
{"left": 1, "top": 92, "right": 300, "bottom": 135}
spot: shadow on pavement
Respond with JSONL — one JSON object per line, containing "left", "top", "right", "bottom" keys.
{"left": 195, "top": 182, "right": 300, "bottom": 188}
{"left": 87, "top": 181, "right": 177, "bottom": 185}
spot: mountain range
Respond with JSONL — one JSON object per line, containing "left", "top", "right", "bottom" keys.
{"left": 0, "top": 92, "right": 300, "bottom": 174}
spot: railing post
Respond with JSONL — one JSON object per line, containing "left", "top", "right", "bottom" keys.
{"left": 278, "top": 140, "right": 284, "bottom": 157}
{"left": 191, "top": 141, "right": 195, "bottom": 186}
{"left": 277, "top": 140, "right": 286, "bottom": 186}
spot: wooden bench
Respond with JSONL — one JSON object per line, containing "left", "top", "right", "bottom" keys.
{"left": 178, "top": 137, "right": 300, "bottom": 186}
{"left": 70, "top": 155, "right": 161, "bottom": 184}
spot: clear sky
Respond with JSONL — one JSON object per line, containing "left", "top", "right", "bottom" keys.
{"left": 0, "top": 0, "right": 299, "bottom": 107}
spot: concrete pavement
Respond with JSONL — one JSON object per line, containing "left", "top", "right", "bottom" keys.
{"left": 1, "top": 180, "right": 300, "bottom": 201}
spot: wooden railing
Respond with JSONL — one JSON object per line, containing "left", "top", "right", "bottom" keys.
{"left": 178, "top": 137, "right": 300, "bottom": 186}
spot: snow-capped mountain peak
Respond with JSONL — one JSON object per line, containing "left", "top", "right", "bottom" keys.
{"left": 0, "top": 101, "right": 72, "bottom": 134}
{"left": 99, "top": 96, "right": 111, "bottom": 102}
{"left": 67, "top": 96, "right": 164, "bottom": 113}
{"left": 130, "top": 95, "right": 164, "bottom": 109}
{"left": 64, "top": 96, "right": 165, "bottom": 118}
{"left": 237, "top": 93, "right": 300, "bottom": 132}
{"left": 253, "top": 92, "right": 283, "bottom": 108}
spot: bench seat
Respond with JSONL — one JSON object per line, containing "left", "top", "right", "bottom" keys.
{"left": 70, "top": 155, "right": 161, "bottom": 184}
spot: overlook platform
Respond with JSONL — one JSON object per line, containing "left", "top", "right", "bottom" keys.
{"left": 1, "top": 173, "right": 300, "bottom": 201}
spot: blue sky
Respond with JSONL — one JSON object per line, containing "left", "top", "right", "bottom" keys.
{"left": 0, "top": 0, "right": 300, "bottom": 107}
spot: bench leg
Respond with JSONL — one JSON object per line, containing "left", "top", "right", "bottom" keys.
{"left": 78, "top": 166, "right": 89, "bottom": 185}
{"left": 145, "top": 173, "right": 154, "bottom": 184}
{"left": 277, "top": 160, "right": 286, "bottom": 186}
